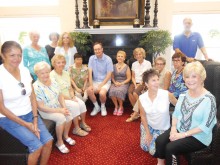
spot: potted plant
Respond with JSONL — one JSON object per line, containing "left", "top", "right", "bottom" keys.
{"left": 70, "top": 32, "right": 93, "bottom": 64}
{"left": 139, "top": 30, "right": 172, "bottom": 63}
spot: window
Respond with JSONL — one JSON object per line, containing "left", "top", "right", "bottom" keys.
{"left": 172, "top": 14, "right": 220, "bottom": 61}
{"left": 0, "top": 0, "right": 58, "bottom": 6}
{"left": 0, "top": 17, "right": 60, "bottom": 47}
{"left": 175, "top": 0, "right": 220, "bottom": 2}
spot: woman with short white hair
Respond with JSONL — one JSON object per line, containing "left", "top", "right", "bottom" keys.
{"left": 33, "top": 61, "right": 75, "bottom": 154}
{"left": 155, "top": 61, "right": 217, "bottom": 165}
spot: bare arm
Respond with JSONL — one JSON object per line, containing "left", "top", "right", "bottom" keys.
{"left": 30, "top": 85, "right": 38, "bottom": 118}
{"left": 168, "top": 92, "right": 177, "bottom": 106}
{"left": 174, "top": 48, "right": 182, "bottom": 53}
{"left": 139, "top": 100, "right": 150, "bottom": 135}
{"left": 163, "top": 72, "right": 171, "bottom": 90}
{"left": 121, "top": 67, "right": 131, "bottom": 85}
{"left": 111, "top": 72, "right": 116, "bottom": 84}
{"left": 200, "top": 47, "right": 209, "bottom": 60}
{"left": 131, "top": 71, "right": 137, "bottom": 87}
{"left": 100, "top": 72, "right": 112, "bottom": 87}
{"left": 88, "top": 68, "right": 93, "bottom": 87}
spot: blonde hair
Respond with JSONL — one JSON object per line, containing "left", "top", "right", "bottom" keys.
{"left": 117, "top": 50, "right": 126, "bottom": 58}
{"left": 133, "top": 48, "right": 146, "bottom": 58}
{"left": 58, "top": 32, "right": 74, "bottom": 47}
{"left": 34, "top": 61, "right": 51, "bottom": 74}
{"left": 51, "top": 54, "right": 66, "bottom": 67}
{"left": 183, "top": 61, "right": 206, "bottom": 81}
{"left": 155, "top": 56, "right": 166, "bottom": 65}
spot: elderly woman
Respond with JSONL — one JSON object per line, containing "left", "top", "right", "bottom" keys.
{"left": 45, "top": 32, "right": 60, "bottom": 61}
{"left": 33, "top": 61, "right": 75, "bottom": 154}
{"left": 154, "top": 56, "right": 171, "bottom": 90}
{"left": 23, "top": 31, "right": 50, "bottom": 81}
{"left": 126, "top": 48, "right": 151, "bottom": 122}
{"left": 69, "top": 53, "right": 88, "bottom": 102}
{"left": 109, "top": 50, "right": 131, "bottom": 116}
{"left": 54, "top": 32, "right": 77, "bottom": 70}
{"left": 0, "top": 41, "right": 53, "bottom": 164}
{"left": 50, "top": 54, "right": 91, "bottom": 136}
{"left": 169, "top": 52, "right": 188, "bottom": 98}
{"left": 155, "top": 61, "right": 217, "bottom": 165}
{"left": 139, "top": 69, "right": 177, "bottom": 164}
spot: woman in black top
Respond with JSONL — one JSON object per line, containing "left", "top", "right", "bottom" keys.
{"left": 45, "top": 32, "right": 59, "bottom": 61}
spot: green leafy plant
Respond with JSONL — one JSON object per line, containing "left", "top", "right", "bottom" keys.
{"left": 139, "top": 30, "right": 172, "bottom": 59}
{"left": 18, "top": 31, "right": 28, "bottom": 45}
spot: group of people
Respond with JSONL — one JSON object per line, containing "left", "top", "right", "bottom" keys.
{"left": 0, "top": 17, "right": 217, "bottom": 165}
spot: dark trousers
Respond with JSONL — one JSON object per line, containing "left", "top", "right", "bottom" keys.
{"left": 154, "top": 129, "right": 206, "bottom": 165}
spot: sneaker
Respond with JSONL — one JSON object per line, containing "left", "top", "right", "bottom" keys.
{"left": 90, "top": 106, "right": 100, "bottom": 116}
{"left": 101, "top": 106, "right": 107, "bottom": 116}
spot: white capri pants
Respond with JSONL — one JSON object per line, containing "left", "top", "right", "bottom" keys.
{"left": 65, "top": 97, "right": 87, "bottom": 118}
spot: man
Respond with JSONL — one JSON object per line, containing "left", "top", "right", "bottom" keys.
{"left": 87, "top": 42, "right": 113, "bottom": 116}
{"left": 173, "top": 18, "right": 209, "bottom": 62}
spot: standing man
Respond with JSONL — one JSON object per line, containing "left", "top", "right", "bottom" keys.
{"left": 87, "top": 42, "right": 113, "bottom": 116}
{"left": 173, "top": 18, "right": 209, "bottom": 62}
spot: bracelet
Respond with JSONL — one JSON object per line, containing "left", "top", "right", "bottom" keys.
{"left": 32, "top": 115, "right": 38, "bottom": 119}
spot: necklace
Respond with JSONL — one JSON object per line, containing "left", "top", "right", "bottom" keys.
{"left": 117, "top": 63, "right": 124, "bottom": 70}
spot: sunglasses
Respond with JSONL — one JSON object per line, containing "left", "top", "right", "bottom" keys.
{"left": 18, "top": 82, "right": 26, "bottom": 95}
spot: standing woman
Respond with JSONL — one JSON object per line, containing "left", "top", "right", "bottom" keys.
{"left": 0, "top": 41, "right": 53, "bottom": 165}
{"left": 54, "top": 32, "right": 77, "bottom": 71}
{"left": 23, "top": 31, "right": 50, "bottom": 81}
{"left": 45, "top": 32, "right": 60, "bottom": 61}
{"left": 155, "top": 62, "right": 217, "bottom": 165}
{"left": 109, "top": 51, "right": 131, "bottom": 116}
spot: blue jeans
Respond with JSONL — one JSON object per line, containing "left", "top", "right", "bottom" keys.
{"left": 0, "top": 112, "right": 53, "bottom": 153}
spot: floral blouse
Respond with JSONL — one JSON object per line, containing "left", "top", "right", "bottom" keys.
{"left": 69, "top": 64, "right": 88, "bottom": 89}
{"left": 168, "top": 70, "right": 187, "bottom": 98}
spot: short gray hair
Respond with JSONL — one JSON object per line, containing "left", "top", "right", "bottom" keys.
{"left": 34, "top": 61, "right": 51, "bottom": 74}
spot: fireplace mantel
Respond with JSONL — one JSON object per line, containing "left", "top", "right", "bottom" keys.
{"left": 74, "top": 27, "right": 158, "bottom": 34}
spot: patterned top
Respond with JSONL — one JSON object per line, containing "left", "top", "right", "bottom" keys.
{"left": 173, "top": 91, "right": 217, "bottom": 146}
{"left": 50, "top": 70, "right": 71, "bottom": 98}
{"left": 33, "top": 79, "right": 61, "bottom": 109}
{"left": 23, "top": 45, "right": 50, "bottom": 80}
{"left": 69, "top": 64, "right": 88, "bottom": 89}
{"left": 169, "top": 70, "right": 187, "bottom": 98}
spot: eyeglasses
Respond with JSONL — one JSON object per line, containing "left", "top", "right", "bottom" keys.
{"left": 155, "top": 63, "right": 165, "bottom": 66}
{"left": 18, "top": 82, "right": 26, "bottom": 95}
{"left": 172, "top": 60, "right": 182, "bottom": 63}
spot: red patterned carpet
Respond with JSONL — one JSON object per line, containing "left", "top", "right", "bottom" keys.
{"left": 48, "top": 107, "right": 188, "bottom": 165}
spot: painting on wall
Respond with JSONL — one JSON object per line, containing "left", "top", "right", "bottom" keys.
{"left": 89, "top": 0, "right": 145, "bottom": 26}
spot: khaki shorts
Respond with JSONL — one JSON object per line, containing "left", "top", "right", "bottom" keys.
{"left": 93, "top": 81, "right": 111, "bottom": 92}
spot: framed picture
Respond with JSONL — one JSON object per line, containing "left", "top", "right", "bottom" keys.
{"left": 89, "top": 0, "right": 145, "bottom": 26}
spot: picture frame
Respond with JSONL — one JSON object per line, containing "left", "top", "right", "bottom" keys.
{"left": 89, "top": 0, "right": 145, "bottom": 26}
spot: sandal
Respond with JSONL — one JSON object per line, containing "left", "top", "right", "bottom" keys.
{"left": 65, "top": 137, "right": 76, "bottom": 146}
{"left": 113, "top": 109, "right": 118, "bottom": 115}
{"left": 80, "top": 123, "right": 91, "bottom": 132}
{"left": 72, "top": 128, "right": 88, "bottom": 136}
{"left": 126, "top": 115, "right": 140, "bottom": 122}
{"left": 56, "top": 144, "right": 69, "bottom": 154}
{"left": 117, "top": 108, "right": 124, "bottom": 116}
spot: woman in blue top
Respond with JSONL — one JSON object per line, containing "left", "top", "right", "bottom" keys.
{"left": 155, "top": 61, "right": 217, "bottom": 165}
{"left": 169, "top": 52, "right": 187, "bottom": 98}
{"left": 23, "top": 31, "right": 50, "bottom": 81}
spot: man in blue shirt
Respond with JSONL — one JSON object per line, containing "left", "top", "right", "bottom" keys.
{"left": 87, "top": 42, "right": 113, "bottom": 116}
{"left": 173, "top": 18, "right": 209, "bottom": 62}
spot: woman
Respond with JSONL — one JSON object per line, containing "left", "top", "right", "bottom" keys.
{"left": 109, "top": 50, "right": 131, "bottom": 116}
{"left": 139, "top": 69, "right": 177, "bottom": 164}
{"left": 45, "top": 32, "right": 59, "bottom": 61}
{"left": 0, "top": 41, "right": 53, "bottom": 165}
{"left": 154, "top": 56, "right": 171, "bottom": 90}
{"left": 69, "top": 53, "right": 88, "bottom": 102}
{"left": 169, "top": 52, "right": 188, "bottom": 98}
{"left": 33, "top": 61, "right": 75, "bottom": 154}
{"left": 126, "top": 48, "right": 152, "bottom": 122}
{"left": 54, "top": 32, "right": 77, "bottom": 70}
{"left": 155, "top": 61, "right": 217, "bottom": 165}
{"left": 23, "top": 31, "right": 50, "bottom": 81}
{"left": 50, "top": 54, "right": 91, "bottom": 136}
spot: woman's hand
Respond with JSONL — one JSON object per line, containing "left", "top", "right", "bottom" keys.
{"left": 76, "top": 87, "right": 82, "bottom": 93}
{"left": 145, "top": 133, "right": 153, "bottom": 147}
{"left": 170, "top": 132, "right": 185, "bottom": 141}
{"left": 58, "top": 108, "right": 70, "bottom": 116}
{"left": 169, "top": 127, "right": 178, "bottom": 141}
{"left": 71, "top": 96, "right": 78, "bottom": 102}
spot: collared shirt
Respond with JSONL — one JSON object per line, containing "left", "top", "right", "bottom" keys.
{"left": 173, "top": 32, "right": 204, "bottom": 58}
{"left": 173, "top": 91, "right": 217, "bottom": 146}
{"left": 88, "top": 54, "right": 113, "bottom": 82}
{"left": 132, "top": 59, "right": 152, "bottom": 83}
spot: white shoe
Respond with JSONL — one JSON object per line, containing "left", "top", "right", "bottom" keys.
{"left": 101, "top": 106, "right": 107, "bottom": 116}
{"left": 90, "top": 106, "right": 100, "bottom": 116}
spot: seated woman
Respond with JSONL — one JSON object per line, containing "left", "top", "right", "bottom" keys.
{"left": 155, "top": 61, "right": 217, "bottom": 165}
{"left": 169, "top": 52, "right": 188, "bottom": 98}
{"left": 139, "top": 69, "right": 177, "bottom": 164}
{"left": 50, "top": 54, "right": 91, "bottom": 136}
{"left": 109, "top": 51, "right": 131, "bottom": 116}
{"left": 0, "top": 41, "right": 53, "bottom": 164}
{"left": 69, "top": 53, "right": 88, "bottom": 102}
{"left": 33, "top": 61, "right": 74, "bottom": 154}
{"left": 154, "top": 56, "right": 171, "bottom": 90}
{"left": 126, "top": 48, "right": 152, "bottom": 122}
